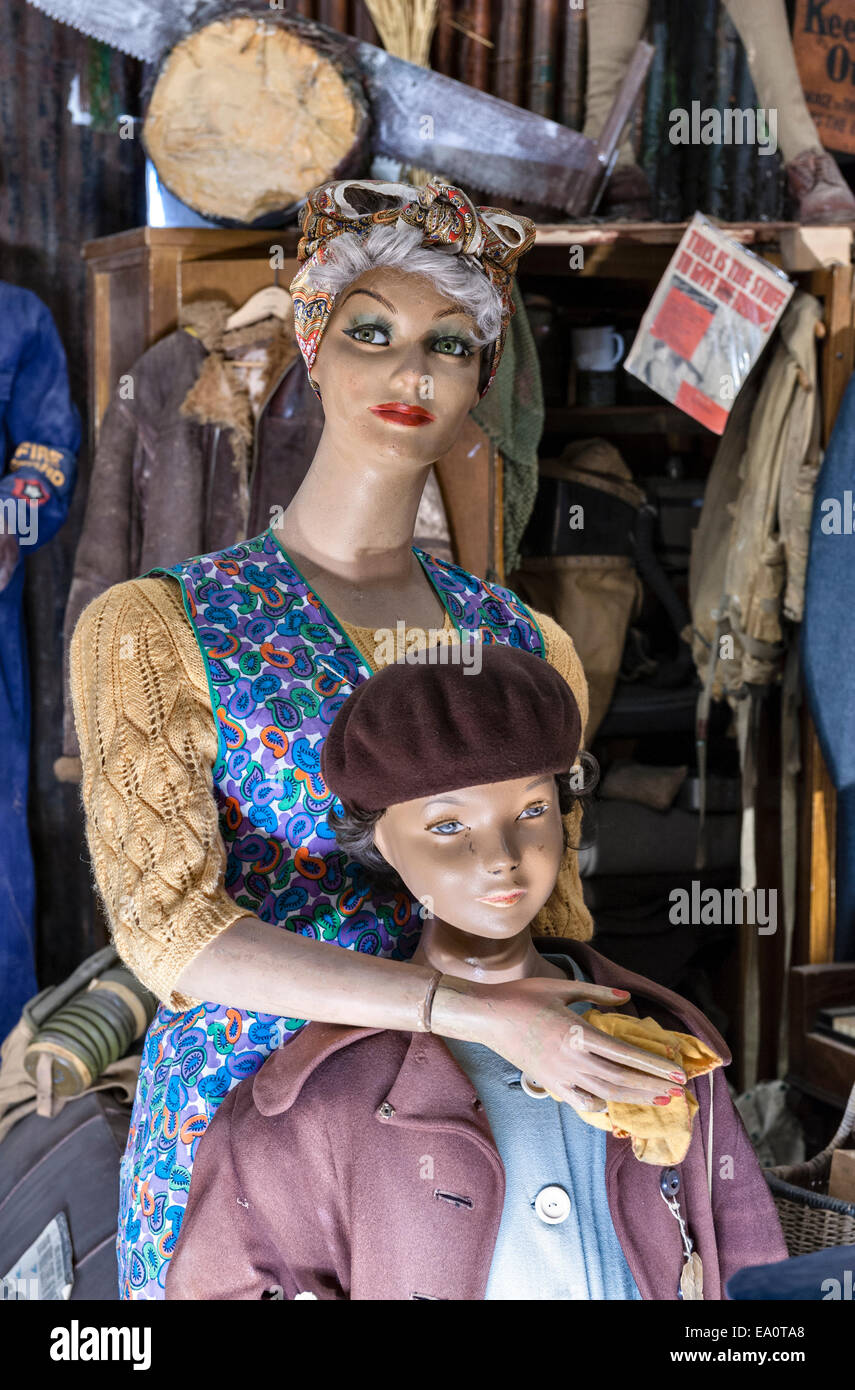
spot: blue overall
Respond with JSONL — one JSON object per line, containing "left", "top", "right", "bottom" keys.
{"left": 0, "top": 284, "right": 79, "bottom": 1043}
{"left": 803, "top": 366, "right": 855, "bottom": 962}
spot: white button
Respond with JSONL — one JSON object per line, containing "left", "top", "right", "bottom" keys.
{"left": 520, "top": 1073, "right": 550, "bottom": 1099}
{"left": 534, "top": 1185, "right": 572, "bottom": 1224}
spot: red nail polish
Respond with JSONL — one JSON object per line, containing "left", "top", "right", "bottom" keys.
{"left": 669, "top": 1087, "right": 683, "bottom": 1096}
{"left": 611, "top": 988, "right": 628, "bottom": 997}
{"left": 653, "top": 1096, "right": 671, "bottom": 1105}
{"left": 669, "top": 1071, "right": 685, "bottom": 1082}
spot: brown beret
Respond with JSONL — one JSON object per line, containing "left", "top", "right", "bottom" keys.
{"left": 320, "top": 643, "right": 582, "bottom": 812}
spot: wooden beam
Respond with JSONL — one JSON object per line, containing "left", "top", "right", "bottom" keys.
{"left": 532, "top": 218, "right": 806, "bottom": 247}
{"left": 821, "top": 261, "right": 855, "bottom": 444}
{"left": 807, "top": 723, "right": 837, "bottom": 965}
{"left": 778, "top": 225, "right": 853, "bottom": 273}
{"left": 527, "top": 221, "right": 852, "bottom": 280}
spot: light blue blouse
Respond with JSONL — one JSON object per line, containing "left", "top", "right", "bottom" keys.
{"left": 445, "top": 953, "right": 643, "bottom": 1301}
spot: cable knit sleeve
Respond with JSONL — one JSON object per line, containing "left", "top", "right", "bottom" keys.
{"left": 527, "top": 608, "right": 595, "bottom": 943}
{"left": 69, "top": 576, "right": 249, "bottom": 1012}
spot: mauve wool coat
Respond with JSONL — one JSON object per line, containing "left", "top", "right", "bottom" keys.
{"left": 166, "top": 939, "right": 788, "bottom": 1301}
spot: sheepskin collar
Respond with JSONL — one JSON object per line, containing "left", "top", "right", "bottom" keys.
{"left": 177, "top": 298, "right": 299, "bottom": 536}
{"left": 178, "top": 298, "right": 298, "bottom": 417}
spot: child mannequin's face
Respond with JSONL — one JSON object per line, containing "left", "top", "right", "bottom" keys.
{"left": 372, "top": 772, "right": 564, "bottom": 939}
{"left": 310, "top": 266, "right": 483, "bottom": 469}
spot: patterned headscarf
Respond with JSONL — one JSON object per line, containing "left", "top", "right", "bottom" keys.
{"left": 289, "top": 179, "right": 537, "bottom": 398}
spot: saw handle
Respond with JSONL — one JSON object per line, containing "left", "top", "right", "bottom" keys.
{"left": 588, "top": 39, "right": 656, "bottom": 216}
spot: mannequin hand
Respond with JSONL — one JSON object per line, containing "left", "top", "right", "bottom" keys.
{"left": 0, "top": 532, "right": 20, "bottom": 592}
{"left": 431, "top": 976, "right": 686, "bottom": 1117}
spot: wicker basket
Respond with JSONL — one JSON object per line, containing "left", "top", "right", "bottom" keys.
{"left": 763, "top": 1081, "right": 855, "bottom": 1256}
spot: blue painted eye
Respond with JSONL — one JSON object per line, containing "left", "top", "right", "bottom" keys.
{"left": 519, "top": 803, "right": 549, "bottom": 819}
{"left": 429, "top": 820, "right": 465, "bottom": 835}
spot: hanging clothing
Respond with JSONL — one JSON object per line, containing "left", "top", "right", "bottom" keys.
{"left": 687, "top": 289, "right": 824, "bottom": 1081}
{"left": 70, "top": 527, "right": 593, "bottom": 1299}
{"left": 689, "top": 289, "right": 822, "bottom": 702}
{"left": 0, "top": 283, "right": 79, "bottom": 1044}
{"left": 472, "top": 280, "right": 544, "bottom": 577}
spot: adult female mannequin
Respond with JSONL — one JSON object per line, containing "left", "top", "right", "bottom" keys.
{"left": 70, "top": 180, "right": 682, "bottom": 1300}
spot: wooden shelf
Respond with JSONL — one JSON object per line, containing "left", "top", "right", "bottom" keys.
{"left": 533, "top": 219, "right": 802, "bottom": 244}
{"left": 527, "top": 220, "right": 852, "bottom": 279}
{"left": 80, "top": 226, "right": 298, "bottom": 259}
{"left": 543, "top": 404, "right": 707, "bottom": 436}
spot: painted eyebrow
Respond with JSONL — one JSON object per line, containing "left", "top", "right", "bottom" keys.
{"left": 422, "top": 776, "right": 552, "bottom": 814}
{"left": 340, "top": 286, "right": 394, "bottom": 314}
{"left": 524, "top": 776, "right": 553, "bottom": 791}
{"left": 341, "top": 288, "right": 470, "bottom": 323}
{"left": 422, "top": 796, "right": 464, "bottom": 811}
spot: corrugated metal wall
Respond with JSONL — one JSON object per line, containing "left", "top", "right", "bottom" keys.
{"left": 1, "top": 2, "right": 145, "bottom": 986}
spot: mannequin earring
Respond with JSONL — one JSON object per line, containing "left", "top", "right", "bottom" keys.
{"left": 309, "top": 377, "right": 321, "bottom": 398}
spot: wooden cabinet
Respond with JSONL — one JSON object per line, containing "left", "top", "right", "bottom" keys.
{"left": 789, "top": 964, "right": 855, "bottom": 1107}
{"left": 82, "top": 227, "right": 294, "bottom": 443}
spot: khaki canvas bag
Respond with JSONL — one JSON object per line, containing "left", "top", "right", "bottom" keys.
{"left": 511, "top": 439, "right": 644, "bottom": 741}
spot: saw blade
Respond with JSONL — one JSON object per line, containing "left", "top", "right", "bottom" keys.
{"left": 343, "top": 38, "right": 594, "bottom": 213}
{"left": 22, "top": 0, "right": 202, "bottom": 61}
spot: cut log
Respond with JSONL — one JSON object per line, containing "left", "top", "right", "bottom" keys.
{"left": 143, "top": 14, "right": 370, "bottom": 225}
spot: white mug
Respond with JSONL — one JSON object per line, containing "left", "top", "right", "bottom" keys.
{"left": 571, "top": 325, "right": 625, "bottom": 372}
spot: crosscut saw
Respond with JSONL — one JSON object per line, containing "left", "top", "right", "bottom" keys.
{"left": 24, "top": 0, "right": 653, "bottom": 216}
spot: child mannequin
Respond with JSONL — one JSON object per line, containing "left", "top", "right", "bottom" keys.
{"left": 166, "top": 646, "right": 787, "bottom": 1300}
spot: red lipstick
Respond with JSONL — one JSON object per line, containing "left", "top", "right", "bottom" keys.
{"left": 476, "top": 889, "right": 528, "bottom": 907}
{"left": 369, "top": 401, "right": 436, "bottom": 426}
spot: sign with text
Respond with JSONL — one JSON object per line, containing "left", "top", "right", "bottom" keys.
{"left": 794, "top": 0, "right": 855, "bottom": 153}
{"left": 624, "top": 215, "right": 793, "bottom": 435}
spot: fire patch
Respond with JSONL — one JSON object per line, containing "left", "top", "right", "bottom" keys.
{"left": 11, "top": 443, "right": 66, "bottom": 489}
{"left": 11, "top": 475, "right": 50, "bottom": 505}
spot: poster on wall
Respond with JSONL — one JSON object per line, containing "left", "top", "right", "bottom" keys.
{"left": 623, "top": 214, "right": 794, "bottom": 435}
{"left": 793, "top": 0, "right": 855, "bottom": 154}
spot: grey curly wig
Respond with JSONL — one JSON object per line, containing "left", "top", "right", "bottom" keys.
{"left": 298, "top": 220, "right": 505, "bottom": 349}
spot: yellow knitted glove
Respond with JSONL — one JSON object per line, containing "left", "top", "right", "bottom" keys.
{"left": 569, "top": 1009, "right": 724, "bottom": 1165}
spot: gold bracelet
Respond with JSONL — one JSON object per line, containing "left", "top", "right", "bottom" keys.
{"left": 419, "top": 969, "right": 443, "bottom": 1033}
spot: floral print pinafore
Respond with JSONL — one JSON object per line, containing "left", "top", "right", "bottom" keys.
{"left": 117, "top": 526, "right": 545, "bottom": 1298}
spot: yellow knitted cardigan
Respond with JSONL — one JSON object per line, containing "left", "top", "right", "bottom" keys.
{"left": 70, "top": 576, "right": 593, "bottom": 1011}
